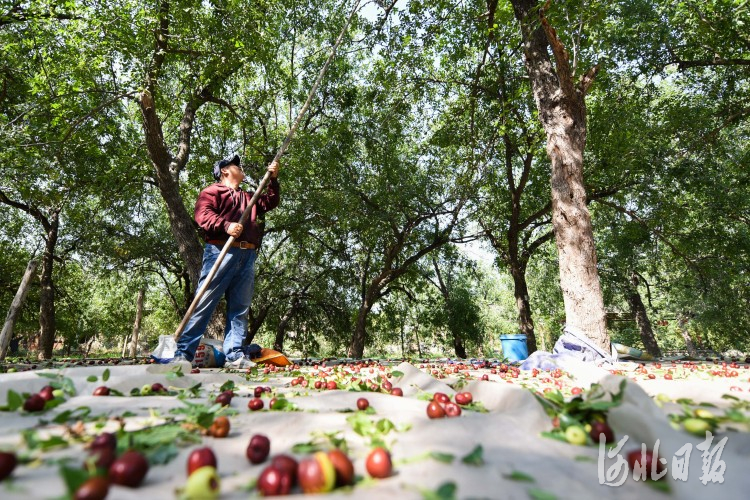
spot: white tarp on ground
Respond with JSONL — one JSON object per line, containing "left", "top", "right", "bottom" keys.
{"left": 1, "top": 361, "right": 749, "bottom": 499}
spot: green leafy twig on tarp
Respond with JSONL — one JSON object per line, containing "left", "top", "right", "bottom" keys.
{"left": 59, "top": 464, "right": 93, "bottom": 497}
{"left": 174, "top": 383, "right": 203, "bottom": 400}
{"left": 169, "top": 400, "right": 235, "bottom": 429}
{"left": 117, "top": 422, "right": 202, "bottom": 464}
{"left": 419, "top": 481, "right": 457, "bottom": 500}
{"left": 219, "top": 380, "right": 236, "bottom": 393}
{"left": 45, "top": 406, "right": 93, "bottom": 425}
{"left": 461, "top": 445, "right": 484, "bottom": 466}
{"left": 1, "top": 373, "right": 78, "bottom": 413}
{"left": 292, "top": 430, "right": 348, "bottom": 454}
{"left": 1, "top": 389, "right": 24, "bottom": 411}
{"left": 22, "top": 429, "right": 70, "bottom": 451}
{"left": 396, "top": 450, "right": 455, "bottom": 466}
{"left": 458, "top": 400, "right": 489, "bottom": 413}
{"left": 166, "top": 365, "right": 186, "bottom": 381}
{"left": 85, "top": 368, "right": 110, "bottom": 384}
{"left": 37, "top": 371, "right": 77, "bottom": 397}
{"left": 534, "top": 380, "right": 627, "bottom": 445}
{"left": 269, "top": 397, "right": 300, "bottom": 412}
{"left": 528, "top": 487, "right": 558, "bottom": 500}
{"left": 346, "top": 412, "right": 411, "bottom": 449}
{"left": 505, "top": 470, "right": 535, "bottom": 482}
{"left": 644, "top": 478, "right": 671, "bottom": 493}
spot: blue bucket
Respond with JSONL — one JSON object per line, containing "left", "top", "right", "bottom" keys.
{"left": 499, "top": 334, "right": 529, "bottom": 362}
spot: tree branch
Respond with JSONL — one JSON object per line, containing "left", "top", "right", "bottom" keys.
{"left": 595, "top": 199, "right": 708, "bottom": 286}
{"left": 539, "top": 0, "right": 575, "bottom": 98}
{"left": 0, "top": 189, "right": 51, "bottom": 232}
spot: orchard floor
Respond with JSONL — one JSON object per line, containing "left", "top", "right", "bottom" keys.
{"left": 1, "top": 357, "right": 749, "bottom": 499}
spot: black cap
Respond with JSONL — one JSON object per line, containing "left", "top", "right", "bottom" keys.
{"left": 213, "top": 153, "right": 241, "bottom": 180}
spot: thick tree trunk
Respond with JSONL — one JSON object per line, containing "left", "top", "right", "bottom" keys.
{"left": 274, "top": 303, "right": 298, "bottom": 352}
{"left": 0, "top": 258, "right": 39, "bottom": 360}
{"left": 452, "top": 335, "right": 467, "bottom": 359}
{"left": 38, "top": 212, "right": 59, "bottom": 360}
{"left": 548, "top": 131, "right": 609, "bottom": 350}
{"left": 510, "top": 0, "right": 609, "bottom": 352}
{"left": 625, "top": 275, "right": 661, "bottom": 357}
{"left": 509, "top": 263, "right": 537, "bottom": 355}
{"left": 678, "top": 314, "right": 697, "bottom": 358}
{"left": 140, "top": 91, "right": 204, "bottom": 289}
{"left": 129, "top": 288, "right": 145, "bottom": 358}
{"left": 349, "top": 300, "right": 372, "bottom": 359}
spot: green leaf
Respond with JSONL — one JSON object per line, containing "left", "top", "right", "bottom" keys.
{"left": 22, "top": 430, "right": 70, "bottom": 451}
{"left": 644, "top": 479, "right": 671, "bottom": 493}
{"left": 391, "top": 370, "right": 404, "bottom": 378}
{"left": 6, "top": 390, "right": 23, "bottom": 411}
{"left": 122, "top": 422, "right": 201, "bottom": 460}
{"left": 505, "top": 470, "right": 535, "bottom": 482}
{"left": 166, "top": 366, "right": 185, "bottom": 381}
{"left": 86, "top": 375, "right": 98, "bottom": 382}
{"left": 461, "top": 445, "right": 484, "bottom": 466}
{"left": 270, "top": 397, "right": 299, "bottom": 412}
{"left": 528, "top": 487, "right": 558, "bottom": 500}
{"left": 429, "top": 451, "right": 454, "bottom": 464}
{"left": 59, "top": 465, "right": 91, "bottom": 495}
{"left": 724, "top": 409, "right": 748, "bottom": 422}
{"left": 375, "top": 418, "right": 396, "bottom": 434}
{"left": 420, "top": 481, "right": 457, "bottom": 500}
{"left": 219, "top": 380, "right": 236, "bottom": 393}
{"left": 52, "top": 407, "right": 92, "bottom": 424}
{"left": 540, "top": 431, "right": 570, "bottom": 443}
{"left": 102, "top": 369, "right": 110, "bottom": 382}
{"left": 146, "top": 443, "right": 179, "bottom": 465}
{"left": 291, "top": 441, "right": 323, "bottom": 454}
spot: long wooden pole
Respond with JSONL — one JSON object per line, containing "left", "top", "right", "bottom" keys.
{"left": 174, "top": 0, "right": 362, "bottom": 341}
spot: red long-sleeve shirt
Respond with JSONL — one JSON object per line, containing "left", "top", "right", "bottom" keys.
{"left": 194, "top": 178, "right": 280, "bottom": 247}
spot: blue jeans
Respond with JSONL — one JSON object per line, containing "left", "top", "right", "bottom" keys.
{"left": 175, "top": 244, "right": 257, "bottom": 362}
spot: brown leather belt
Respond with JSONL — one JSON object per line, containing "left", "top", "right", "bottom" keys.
{"left": 207, "top": 239, "right": 257, "bottom": 250}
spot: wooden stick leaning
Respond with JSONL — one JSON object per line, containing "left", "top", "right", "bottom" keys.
{"left": 174, "top": 0, "right": 362, "bottom": 341}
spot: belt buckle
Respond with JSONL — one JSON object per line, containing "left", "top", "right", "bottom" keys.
{"left": 238, "top": 241, "right": 253, "bottom": 249}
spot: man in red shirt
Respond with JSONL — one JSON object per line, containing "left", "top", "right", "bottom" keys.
{"left": 174, "top": 154, "right": 280, "bottom": 368}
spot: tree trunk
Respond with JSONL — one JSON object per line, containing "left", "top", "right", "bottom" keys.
{"left": 430, "top": 257, "right": 470, "bottom": 359}
{"left": 0, "top": 258, "right": 39, "bottom": 360}
{"left": 510, "top": 0, "right": 609, "bottom": 352}
{"left": 140, "top": 94, "right": 204, "bottom": 289}
{"left": 274, "top": 302, "right": 298, "bottom": 352}
{"left": 349, "top": 300, "right": 372, "bottom": 359}
{"left": 625, "top": 275, "right": 661, "bottom": 357}
{"left": 678, "top": 314, "right": 697, "bottom": 358}
{"left": 452, "top": 335, "right": 467, "bottom": 359}
{"left": 400, "top": 320, "right": 406, "bottom": 359}
{"left": 509, "top": 263, "right": 537, "bottom": 355}
{"left": 129, "top": 288, "right": 145, "bottom": 358}
{"left": 38, "top": 211, "right": 60, "bottom": 360}
{"left": 248, "top": 303, "right": 270, "bottom": 347}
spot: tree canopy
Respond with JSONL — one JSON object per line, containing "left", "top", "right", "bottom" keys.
{"left": 1, "top": 0, "right": 747, "bottom": 360}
